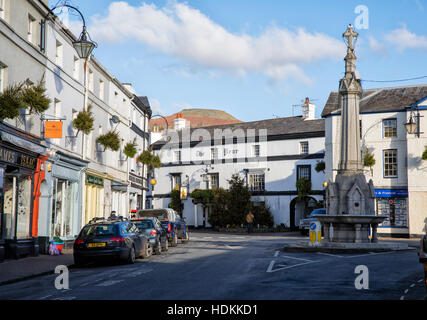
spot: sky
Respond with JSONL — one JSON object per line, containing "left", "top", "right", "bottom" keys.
{"left": 50, "top": 0, "right": 427, "bottom": 122}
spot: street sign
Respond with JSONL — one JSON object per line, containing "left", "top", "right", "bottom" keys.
{"left": 44, "top": 121, "right": 63, "bottom": 139}
{"left": 309, "top": 221, "right": 322, "bottom": 246}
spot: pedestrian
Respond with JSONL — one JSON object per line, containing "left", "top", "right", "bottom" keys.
{"left": 246, "top": 211, "right": 254, "bottom": 234}
{"left": 108, "top": 210, "right": 117, "bottom": 220}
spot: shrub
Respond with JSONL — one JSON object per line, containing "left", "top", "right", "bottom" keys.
{"left": 21, "top": 79, "right": 51, "bottom": 115}
{"left": 315, "top": 161, "right": 325, "bottom": 173}
{"left": 253, "top": 204, "right": 274, "bottom": 227}
{"left": 422, "top": 146, "right": 427, "bottom": 161}
{"left": 0, "top": 83, "right": 26, "bottom": 120}
{"left": 168, "top": 189, "right": 183, "bottom": 215}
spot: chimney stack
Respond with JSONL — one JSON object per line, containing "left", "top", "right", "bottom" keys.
{"left": 174, "top": 113, "right": 187, "bottom": 131}
{"left": 302, "top": 97, "right": 316, "bottom": 120}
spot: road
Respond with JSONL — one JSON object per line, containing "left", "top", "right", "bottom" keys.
{"left": 0, "top": 232, "right": 425, "bottom": 300}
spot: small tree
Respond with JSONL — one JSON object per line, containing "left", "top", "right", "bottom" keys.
{"left": 97, "top": 131, "right": 121, "bottom": 152}
{"left": 227, "top": 174, "right": 251, "bottom": 226}
{"left": 169, "top": 189, "right": 183, "bottom": 216}
{"left": 363, "top": 151, "right": 376, "bottom": 175}
{"left": 252, "top": 203, "right": 274, "bottom": 228}
{"left": 208, "top": 188, "right": 229, "bottom": 228}
{"left": 73, "top": 105, "right": 95, "bottom": 135}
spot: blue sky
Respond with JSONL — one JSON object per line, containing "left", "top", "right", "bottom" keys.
{"left": 51, "top": 0, "right": 427, "bottom": 121}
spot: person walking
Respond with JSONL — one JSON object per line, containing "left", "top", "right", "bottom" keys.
{"left": 246, "top": 211, "right": 255, "bottom": 234}
{"left": 108, "top": 210, "right": 117, "bottom": 220}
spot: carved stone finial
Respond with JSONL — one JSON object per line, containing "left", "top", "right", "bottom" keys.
{"left": 343, "top": 24, "right": 359, "bottom": 51}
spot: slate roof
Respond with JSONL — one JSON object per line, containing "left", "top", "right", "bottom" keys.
{"left": 152, "top": 116, "right": 324, "bottom": 148}
{"left": 322, "top": 84, "right": 427, "bottom": 117}
{"left": 133, "top": 96, "right": 152, "bottom": 117}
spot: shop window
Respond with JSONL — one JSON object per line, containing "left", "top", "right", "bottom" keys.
{"left": 377, "top": 198, "right": 407, "bottom": 227}
{"left": 2, "top": 174, "right": 32, "bottom": 240}
{"left": 51, "top": 179, "right": 75, "bottom": 238}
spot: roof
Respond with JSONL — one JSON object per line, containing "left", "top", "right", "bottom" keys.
{"left": 152, "top": 116, "right": 324, "bottom": 148}
{"left": 322, "top": 84, "right": 427, "bottom": 117}
{"left": 133, "top": 96, "right": 152, "bottom": 116}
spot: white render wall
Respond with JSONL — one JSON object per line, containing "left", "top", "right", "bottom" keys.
{"left": 324, "top": 106, "right": 427, "bottom": 236}
{"left": 151, "top": 131, "right": 325, "bottom": 227}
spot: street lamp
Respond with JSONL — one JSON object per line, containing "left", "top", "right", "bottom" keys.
{"left": 404, "top": 112, "right": 418, "bottom": 135}
{"left": 50, "top": 4, "right": 98, "bottom": 59}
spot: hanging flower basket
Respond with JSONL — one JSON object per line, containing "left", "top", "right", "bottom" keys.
{"left": 123, "top": 141, "right": 138, "bottom": 158}
{"left": 72, "top": 105, "right": 95, "bottom": 135}
{"left": 97, "top": 130, "right": 121, "bottom": 152}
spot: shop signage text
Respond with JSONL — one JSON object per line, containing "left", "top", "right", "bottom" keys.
{"left": 0, "top": 147, "right": 37, "bottom": 170}
{"left": 86, "top": 174, "right": 104, "bottom": 187}
{"left": 375, "top": 189, "right": 408, "bottom": 198}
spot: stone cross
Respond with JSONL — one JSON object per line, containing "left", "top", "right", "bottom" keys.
{"left": 343, "top": 24, "right": 358, "bottom": 51}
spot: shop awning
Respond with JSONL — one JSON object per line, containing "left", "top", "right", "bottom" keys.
{"left": 0, "top": 131, "right": 46, "bottom": 155}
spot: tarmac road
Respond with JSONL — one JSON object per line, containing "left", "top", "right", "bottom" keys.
{"left": 0, "top": 232, "right": 425, "bottom": 300}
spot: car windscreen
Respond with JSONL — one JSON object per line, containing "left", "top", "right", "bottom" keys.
{"left": 134, "top": 220, "right": 154, "bottom": 230}
{"left": 81, "top": 224, "right": 117, "bottom": 237}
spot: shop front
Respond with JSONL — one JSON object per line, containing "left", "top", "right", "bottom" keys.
{"left": 111, "top": 180, "right": 129, "bottom": 217}
{"left": 0, "top": 125, "right": 47, "bottom": 261}
{"left": 128, "top": 172, "right": 147, "bottom": 212}
{"left": 84, "top": 171, "right": 105, "bottom": 225}
{"left": 375, "top": 189, "right": 409, "bottom": 237}
{"left": 37, "top": 151, "right": 88, "bottom": 253}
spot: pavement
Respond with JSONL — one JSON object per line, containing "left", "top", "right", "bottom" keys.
{"left": 0, "top": 253, "right": 74, "bottom": 286}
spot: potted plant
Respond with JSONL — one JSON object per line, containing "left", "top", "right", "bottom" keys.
{"left": 97, "top": 130, "right": 121, "bottom": 152}
{"left": 123, "top": 140, "right": 138, "bottom": 159}
{"left": 21, "top": 77, "right": 51, "bottom": 115}
{"left": 72, "top": 105, "right": 95, "bottom": 136}
{"left": 0, "top": 83, "right": 26, "bottom": 121}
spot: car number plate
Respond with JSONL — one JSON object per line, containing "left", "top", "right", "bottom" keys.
{"left": 88, "top": 243, "right": 106, "bottom": 248}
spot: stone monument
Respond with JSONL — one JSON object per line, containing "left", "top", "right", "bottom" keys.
{"left": 316, "top": 25, "right": 386, "bottom": 244}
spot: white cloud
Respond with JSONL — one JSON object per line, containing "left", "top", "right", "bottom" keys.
{"left": 385, "top": 24, "right": 427, "bottom": 52}
{"left": 149, "top": 98, "right": 165, "bottom": 115}
{"left": 88, "top": 1, "right": 344, "bottom": 83}
{"left": 368, "top": 36, "right": 389, "bottom": 57}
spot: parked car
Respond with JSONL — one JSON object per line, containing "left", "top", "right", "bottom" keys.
{"left": 299, "top": 208, "right": 327, "bottom": 235}
{"left": 131, "top": 217, "right": 169, "bottom": 255}
{"left": 136, "top": 209, "right": 190, "bottom": 246}
{"left": 73, "top": 217, "right": 152, "bottom": 266}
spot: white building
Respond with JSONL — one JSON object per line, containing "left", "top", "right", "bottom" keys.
{"left": 323, "top": 84, "right": 427, "bottom": 237}
{"left": 149, "top": 101, "right": 326, "bottom": 229}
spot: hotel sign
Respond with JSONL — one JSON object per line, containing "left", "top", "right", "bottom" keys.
{"left": 0, "top": 147, "right": 37, "bottom": 170}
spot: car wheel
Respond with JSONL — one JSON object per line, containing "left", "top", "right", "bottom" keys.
{"left": 182, "top": 228, "right": 190, "bottom": 243}
{"left": 163, "top": 237, "right": 169, "bottom": 251}
{"left": 154, "top": 238, "right": 162, "bottom": 255}
{"left": 142, "top": 242, "right": 152, "bottom": 259}
{"left": 127, "top": 246, "right": 136, "bottom": 264}
{"left": 171, "top": 232, "right": 178, "bottom": 247}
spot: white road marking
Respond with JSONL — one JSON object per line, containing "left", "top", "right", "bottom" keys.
{"left": 279, "top": 255, "right": 315, "bottom": 263}
{"left": 400, "top": 296, "right": 404, "bottom": 300}
{"left": 317, "top": 252, "right": 343, "bottom": 258}
{"left": 267, "top": 260, "right": 316, "bottom": 273}
{"left": 95, "top": 280, "right": 124, "bottom": 287}
{"left": 418, "top": 279, "right": 424, "bottom": 283}
{"left": 410, "top": 284, "right": 415, "bottom": 288}
{"left": 404, "top": 289, "right": 409, "bottom": 294}
{"left": 344, "top": 251, "right": 395, "bottom": 259}
{"left": 39, "top": 295, "right": 52, "bottom": 300}
{"left": 274, "top": 251, "right": 279, "bottom": 257}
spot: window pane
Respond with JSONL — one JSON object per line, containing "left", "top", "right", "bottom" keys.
{"left": 16, "top": 175, "right": 32, "bottom": 238}
{"left": 383, "top": 119, "right": 397, "bottom": 138}
{"left": 384, "top": 150, "right": 397, "bottom": 177}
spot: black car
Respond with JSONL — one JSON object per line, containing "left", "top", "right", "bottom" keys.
{"left": 73, "top": 217, "right": 152, "bottom": 266}
{"left": 131, "top": 217, "right": 169, "bottom": 255}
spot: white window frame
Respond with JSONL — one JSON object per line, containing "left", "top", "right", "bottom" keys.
{"left": 300, "top": 141, "right": 309, "bottom": 155}
{"left": 383, "top": 149, "right": 398, "bottom": 178}
{"left": 211, "top": 148, "right": 218, "bottom": 160}
{"left": 73, "top": 57, "right": 79, "bottom": 80}
{"left": 55, "top": 40, "right": 63, "bottom": 67}
{"left": 28, "top": 14, "right": 36, "bottom": 44}
{"left": 99, "top": 79, "right": 104, "bottom": 101}
{"left": 88, "top": 69, "right": 94, "bottom": 92}
{"left": 248, "top": 173, "right": 265, "bottom": 192}
{"left": 0, "top": 63, "right": 6, "bottom": 93}
{"left": 174, "top": 150, "right": 181, "bottom": 163}
{"left": 253, "top": 144, "right": 260, "bottom": 157}
{"left": 0, "top": 0, "right": 6, "bottom": 20}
